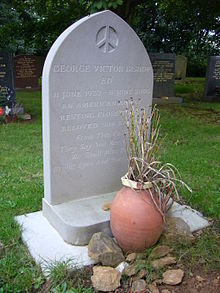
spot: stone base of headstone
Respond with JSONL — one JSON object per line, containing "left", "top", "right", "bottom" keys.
{"left": 15, "top": 211, "right": 96, "bottom": 276}
{"left": 42, "top": 192, "right": 115, "bottom": 246}
{"left": 153, "top": 97, "right": 183, "bottom": 104}
{"left": 15, "top": 201, "right": 210, "bottom": 275}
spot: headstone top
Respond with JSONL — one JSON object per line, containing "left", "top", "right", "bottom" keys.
{"left": 175, "top": 55, "right": 187, "bottom": 80}
{"left": 43, "top": 10, "right": 153, "bottom": 205}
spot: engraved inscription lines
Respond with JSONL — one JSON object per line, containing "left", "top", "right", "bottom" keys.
{"left": 213, "top": 60, "right": 220, "bottom": 80}
{"left": 51, "top": 63, "right": 151, "bottom": 173}
{"left": 152, "top": 60, "right": 174, "bottom": 82}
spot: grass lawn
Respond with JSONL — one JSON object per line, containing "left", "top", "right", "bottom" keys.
{"left": 0, "top": 79, "right": 219, "bottom": 291}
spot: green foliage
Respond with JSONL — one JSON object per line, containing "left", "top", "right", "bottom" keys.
{"left": 174, "top": 78, "right": 205, "bottom": 100}
{"left": 87, "top": 0, "right": 123, "bottom": 13}
{"left": 161, "top": 225, "right": 220, "bottom": 271}
{"left": 0, "top": 0, "right": 88, "bottom": 54}
{"left": 46, "top": 260, "right": 95, "bottom": 292}
{"left": 0, "top": 0, "right": 219, "bottom": 61}
{"left": 48, "top": 260, "right": 72, "bottom": 287}
{"left": 0, "top": 243, "right": 44, "bottom": 292}
{"left": 134, "top": 0, "right": 220, "bottom": 76}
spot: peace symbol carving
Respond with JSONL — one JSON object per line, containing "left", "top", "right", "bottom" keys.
{"left": 96, "top": 26, "right": 118, "bottom": 53}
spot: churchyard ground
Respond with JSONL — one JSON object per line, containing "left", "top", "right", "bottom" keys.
{"left": 0, "top": 78, "right": 219, "bottom": 292}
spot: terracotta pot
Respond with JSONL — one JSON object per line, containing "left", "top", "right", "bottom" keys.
{"left": 110, "top": 186, "right": 163, "bottom": 252}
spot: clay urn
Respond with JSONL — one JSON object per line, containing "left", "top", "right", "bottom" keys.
{"left": 110, "top": 185, "right": 163, "bottom": 252}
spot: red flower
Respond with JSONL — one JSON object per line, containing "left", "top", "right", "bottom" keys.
{"left": 0, "top": 107, "right": 4, "bottom": 116}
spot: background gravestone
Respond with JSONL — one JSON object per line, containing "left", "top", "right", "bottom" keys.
{"left": 14, "top": 55, "right": 44, "bottom": 89}
{"left": 149, "top": 53, "right": 175, "bottom": 98}
{"left": 175, "top": 55, "right": 187, "bottom": 80}
{"left": 204, "top": 56, "right": 220, "bottom": 101}
{"left": 42, "top": 10, "right": 153, "bottom": 245}
{"left": 0, "top": 51, "right": 15, "bottom": 110}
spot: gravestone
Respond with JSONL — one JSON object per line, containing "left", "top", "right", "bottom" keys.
{"left": 42, "top": 10, "right": 153, "bottom": 245}
{"left": 14, "top": 55, "right": 44, "bottom": 89}
{"left": 150, "top": 53, "right": 182, "bottom": 104}
{"left": 0, "top": 51, "right": 15, "bottom": 111}
{"left": 204, "top": 56, "right": 220, "bottom": 101}
{"left": 175, "top": 55, "right": 187, "bottom": 80}
{"left": 149, "top": 53, "right": 175, "bottom": 98}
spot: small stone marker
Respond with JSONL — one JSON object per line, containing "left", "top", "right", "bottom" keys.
{"left": 204, "top": 56, "right": 220, "bottom": 101}
{"left": 0, "top": 51, "right": 15, "bottom": 110}
{"left": 42, "top": 10, "right": 153, "bottom": 245}
{"left": 175, "top": 55, "right": 187, "bottom": 80}
{"left": 14, "top": 55, "right": 44, "bottom": 89}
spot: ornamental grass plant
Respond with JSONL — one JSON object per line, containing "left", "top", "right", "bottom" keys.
{"left": 118, "top": 97, "right": 192, "bottom": 220}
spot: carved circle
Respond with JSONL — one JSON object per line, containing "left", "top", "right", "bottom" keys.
{"left": 96, "top": 26, "right": 119, "bottom": 53}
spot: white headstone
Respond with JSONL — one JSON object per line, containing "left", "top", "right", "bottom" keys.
{"left": 42, "top": 10, "right": 153, "bottom": 245}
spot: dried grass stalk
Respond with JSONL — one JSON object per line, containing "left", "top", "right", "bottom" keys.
{"left": 119, "top": 97, "right": 191, "bottom": 221}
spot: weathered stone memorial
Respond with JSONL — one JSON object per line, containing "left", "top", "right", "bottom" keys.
{"left": 150, "top": 53, "right": 182, "bottom": 104}
{"left": 204, "top": 56, "right": 220, "bottom": 101}
{"left": 14, "top": 55, "right": 44, "bottom": 89}
{"left": 175, "top": 55, "right": 187, "bottom": 80}
{"left": 0, "top": 51, "right": 15, "bottom": 109}
{"left": 42, "top": 10, "right": 153, "bottom": 245}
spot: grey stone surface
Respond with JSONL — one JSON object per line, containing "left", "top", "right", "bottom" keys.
{"left": 204, "top": 56, "right": 220, "bottom": 101}
{"left": 42, "top": 192, "right": 114, "bottom": 245}
{"left": 149, "top": 53, "right": 175, "bottom": 98}
{"left": 15, "top": 200, "right": 210, "bottom": 274}
{"left": 175, "top": 55, "right": 187, "bottom": 80}
{"left": 42, "top": 10, "right": 153, "bottom": 244}
{"left": 15, "top": 211, "right": 95, "bottom": 275}
{"left": 167, "top": 202, "right": 210, "bottom": 232}
{"left": 15, "top": 211, "right": 95, "bottom": 274}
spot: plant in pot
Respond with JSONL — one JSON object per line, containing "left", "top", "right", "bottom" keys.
{"left": 110, "top": 98, "right": 191, "bottom": 252}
